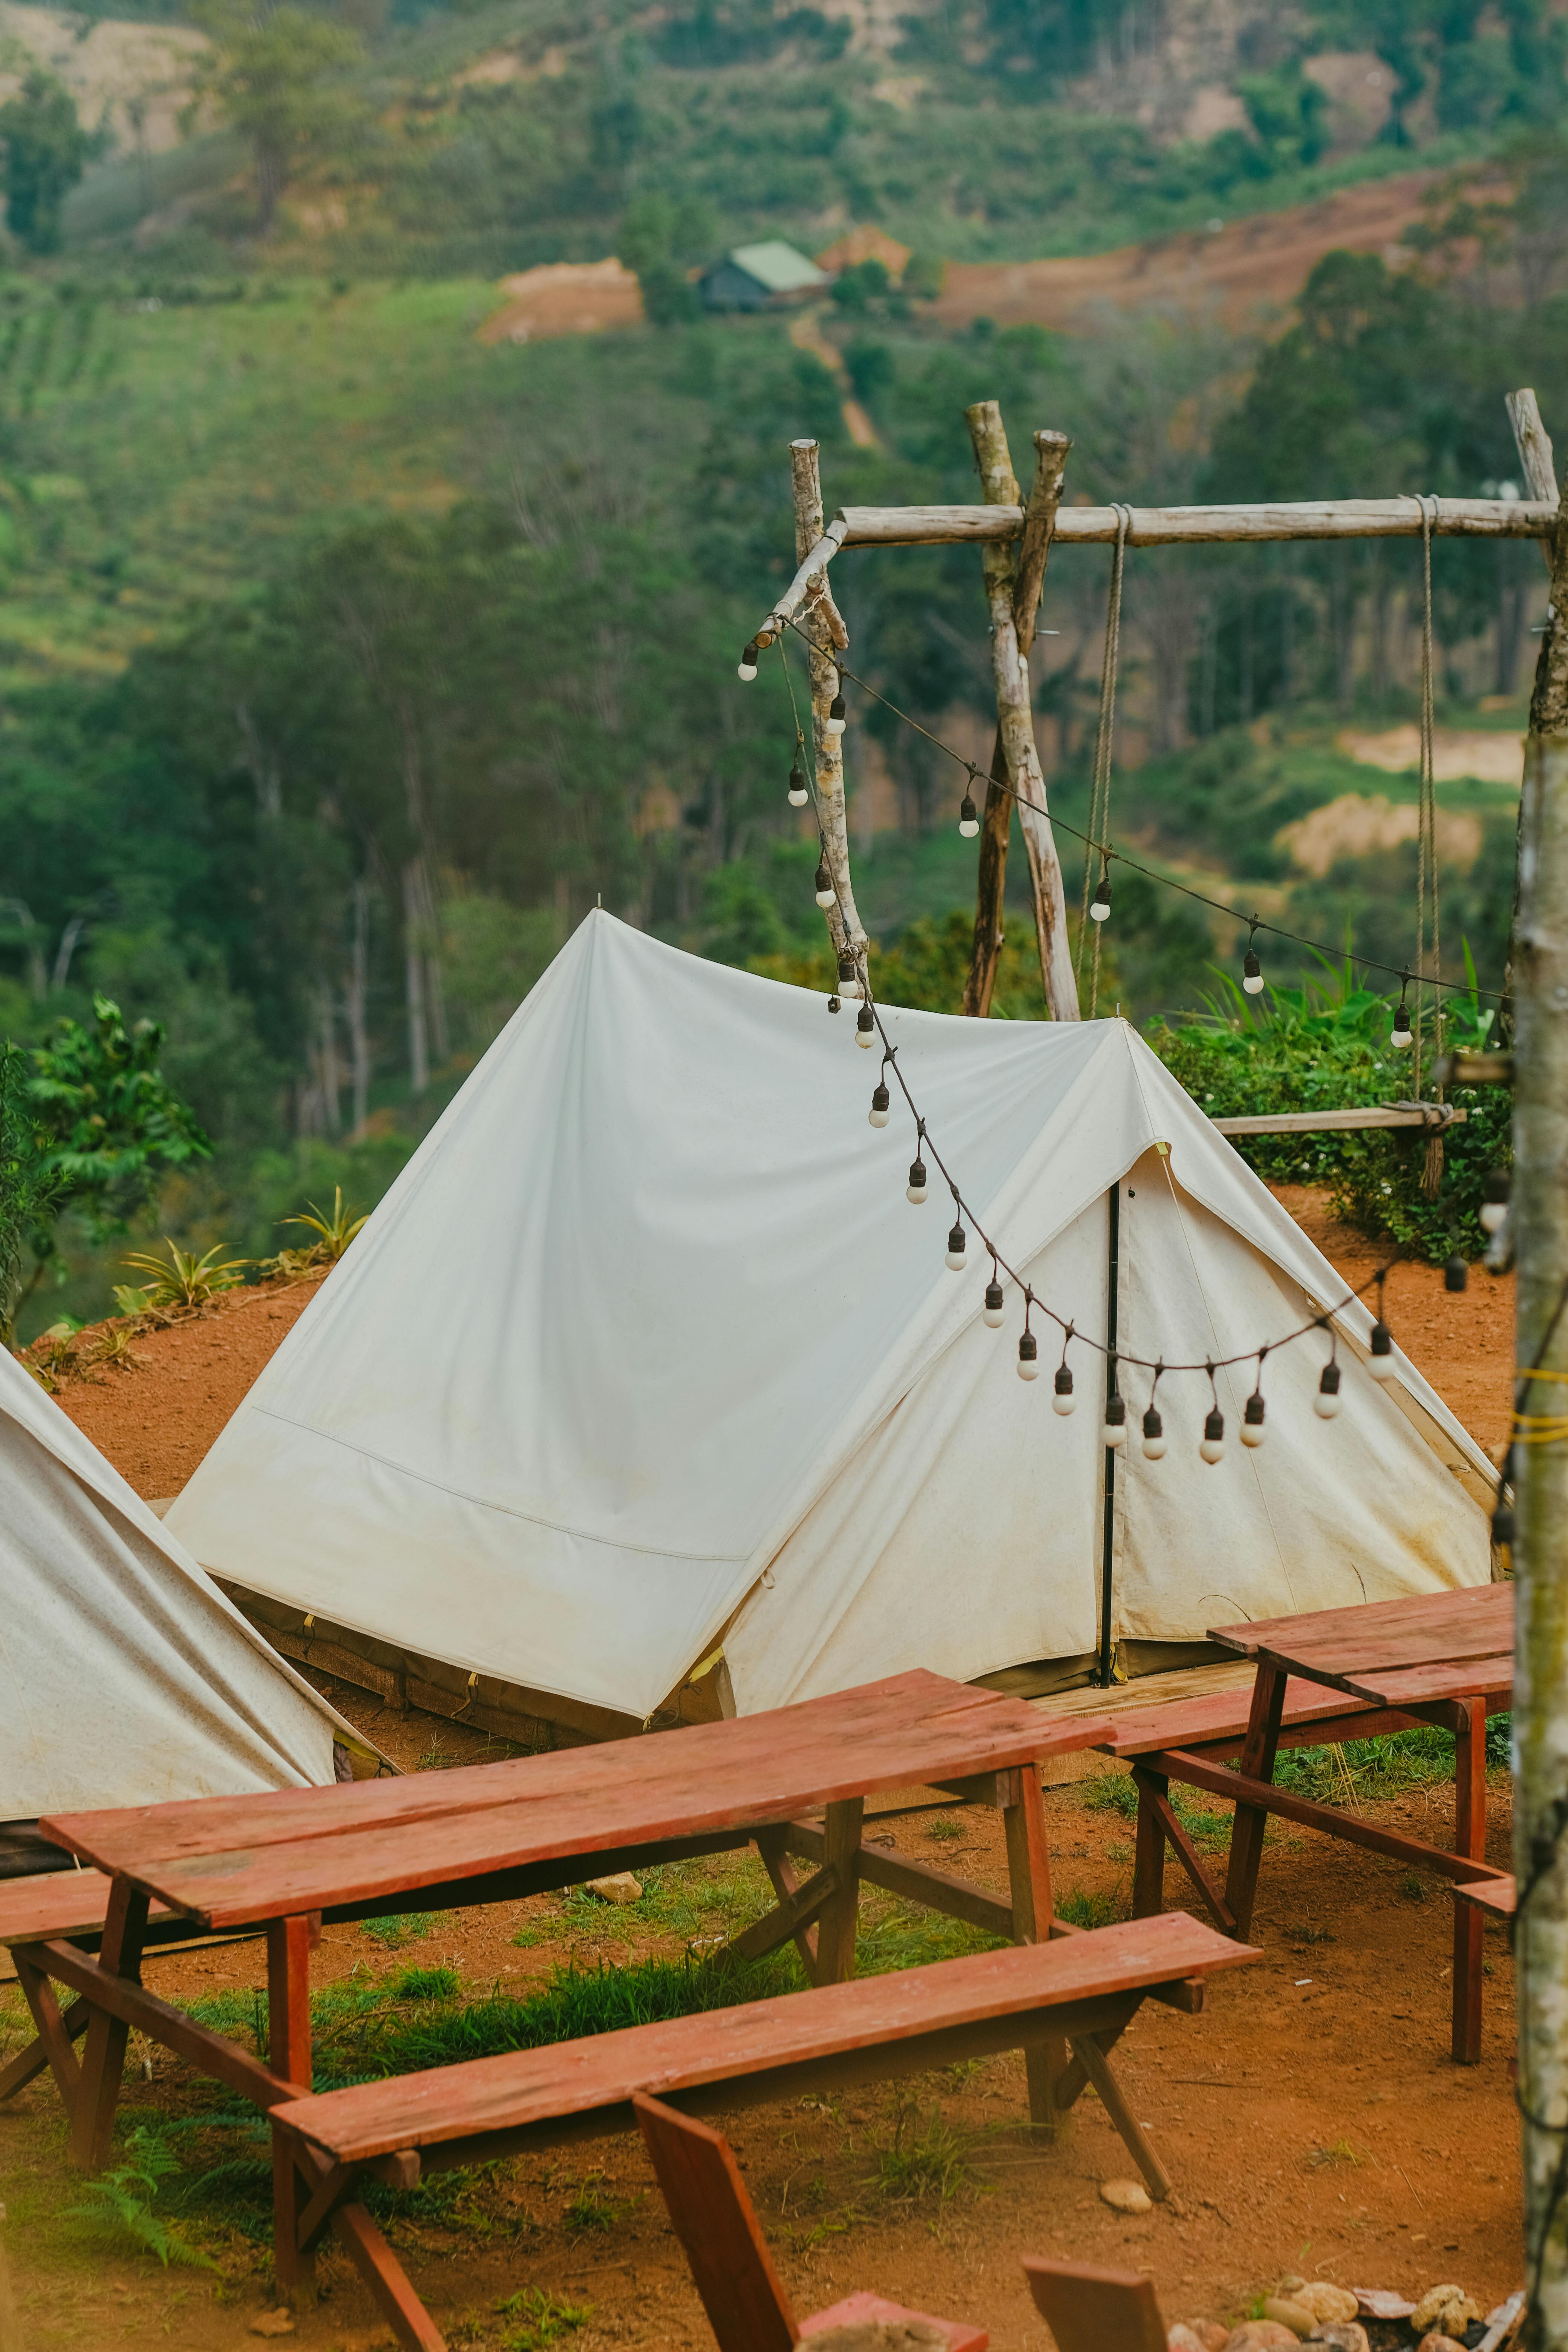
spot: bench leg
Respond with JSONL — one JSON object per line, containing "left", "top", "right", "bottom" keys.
{"left": 1133, "top": 1771, "right": 1167, "bottom": 1917}
{"left": 10, "top": 1960, "right": 87, "bottom": 2109}
{"left": 70, "top": 1876, "right": 149, "bottom": 2171}
{"left": 1452, "top": 1697, "right": 1487, "bottom": 2066}
{"left": 815, "top": 1800, "right": 864, "bottom": 1985}
{"left": 269, "top": 1916, "right": 318, "bottom": 2309}
{"left": 752, "top": 1829, "right": 823, "bottom": 1983}
{"left": 330, "top": 2203, "right": 446, "bottom": 2352}
{"left": 1003, "top": 1768, "right": 1061, "bottom": 2131}
{"left": 1223, "top": 1663, "right": 1285, "bottom": 1940}
{"left": 1068, "top": 2024, "right": 1171, "bottom": 2203}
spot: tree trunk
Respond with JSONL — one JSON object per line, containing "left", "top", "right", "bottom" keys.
{"left": 963, "top": 401, "right": 1078, "bottom": 1021}
{"left": 402, "top": 859, "right": 429, "bottom": 1096}
{"left": 347, "top": 877, "right": 370, "bottom": 1136}
{"left": 789, "top": 439, "right": 867, "bottom": 968}
{"left": 1515, "top": 441, "right": 1568, "bottom": 2349}
{"left": 318, "top": 986, "right": 341, "bottom": 1137}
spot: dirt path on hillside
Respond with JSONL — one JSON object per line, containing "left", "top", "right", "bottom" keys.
{"left": 932, "top": 172, "right": 1439, "bottom": 333}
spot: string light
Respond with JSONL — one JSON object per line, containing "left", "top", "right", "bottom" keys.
{"left": 826, "top": 676, "right": 847, "bottom": 738}
{"left": 1368, "top": 1273, "right": 1396, "bottom": 1380}
{"left": 815, "top": 856, "right": 835, "bottom": 910}
{"left": 1445, "top": 1249, "right": 1469, "bottom": 1293}
{"left": 1054, "top": 1331, "right": 1076, "bottom": 1416}
{"left": 789, "top": 758, "right": 808, "bottom": 807}
{"left": 738, "top": 641, "right": 760, "bottom": 681}
{"left": 1481, "top": 1168, "right": 1510, "bottom": 1235}
{"left": 1018, "top": 1293, "right": 1040, "bottom": 1381}
{"left": 762, "top": 636, "right": 1452, "bottom": 1458}
{"left": 1089, "top": 862, "right": 1112, "bottom": 924}
{"left": 773, "top": 616, "right": 1507, "bottom": 1011}
{"left": 959, "top": 775, "right": 980, "bottom": 839}
{"left": 1391, "top": 977, "right": 1413, "bottom": 1049}
{"left": 1243, "top": 919, "right": 1264, "bottom": 996}
{"left": 856, "top": 1004, "right": 875, "bottom": 1045}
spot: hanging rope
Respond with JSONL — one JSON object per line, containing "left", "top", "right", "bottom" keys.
{"left": 1414, "top": 496, "right": 1444, "bottom": 1196}
{"left": 1077, "top": 502, "right": 1131, "bottom": 1018}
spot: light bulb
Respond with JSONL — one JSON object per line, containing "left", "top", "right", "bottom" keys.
{"left": 1240, "top": 1394, "right": 1266, "bottom": 1447}
{"left": 1243, "top": 948, "right": 1263, "bottom": 995}
{"left": 1141, "top": 1406, "right": 1166, "bottom": 1460}
{"left": 1445, "top": 1252, "right": 1468, "bottom": 1293}
{"left": 1101, "top": 1394, "right": 1127, "bottom": 1449}
{"left": 1053, "top": 1365, "right": 1075, "bottom": 1416}
{"left": 1315, "top": 1362, "right": 1342, "bottom": 1420}
{"left": 1368, "top": 1321, "right": 1396, "bottom": 1380}
{"left": 856, "top": 1005, "right": 875, "bottom": 1047}
{"left": 1018, "top": 1331, "right": 1039, "bottom": 1380}
{"left": 826, "top": 693, "right": 847, "bottom": 738}
{"left": 815, "top": 858, "right": 835, "bottom": 910}
{"left": 958, "top": 793, "right": 979, "bottom": 839}
{"left": 1090, "top": 870, "right": 1112, "bottom": 923}
{"left": 869, "top": 1083, "right": 891, "bottom": 1129}
{"left": 1481, "top": 1168, "right": 1510, "bottom": 1234}
{"left": 1200, "top": 1406, "right": 1226, "bottom": 1464}
{"left": 907, "top": 1158, "right": 928, "bottom": 1204}
{"left": 788, "top": 761, "right": 808, "bottom": 807}
{"left": 737, "top": 643, "right": 759, "bottom": 681}
{"left": 946, "top": 1223, "right": 966, "bottom": 1271}
{"left": 1391, "top": 1004, "right": 1413, "bottom": 1048}
{"left": 983, "top": 1279, "right": 1005, "bottom": 1328}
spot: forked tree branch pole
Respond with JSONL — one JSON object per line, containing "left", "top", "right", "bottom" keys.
{"left": 789, "top": 440, "right": 865, "bottom": 969}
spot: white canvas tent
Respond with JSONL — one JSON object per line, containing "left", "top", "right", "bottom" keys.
{"left": 0, "top": 1343, "right": 372, "bottom": 1846}
{"left": 168, "top": 911, "right": 1496, "bottom": 1732}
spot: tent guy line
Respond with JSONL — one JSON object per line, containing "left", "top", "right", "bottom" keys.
{"left": 765, "top": 616, "right": 1508, "bottom": 1010}
{"left": 786, "top": 651, "right": 1410, "bottom": 1429}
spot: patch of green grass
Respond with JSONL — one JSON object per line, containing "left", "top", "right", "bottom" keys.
{"left": 561, "top": 2172, "right": 639, "bottom": 2234}
{"left": 392, "top": 1963, "right": 461, "bottom": 2001}
{"left": 870, "top": 2099, "right": 979, "bottom": 2206}
{"left": 1308, "top": 2139, "right": 1360, "bottom": 2168}
{"left": 496, "top": 2287, "right": 593, "bottom": 2351}
{"left": 854, "top": 1903, "right": 1005, "bottom": 1975}
{"left": 362, "top": 1910, "right": 447, "bottom": 1949}
{"left": 925, "top": 1814, "right": 964, "bottom": 1842}
{"left": 1399, "top": 1873, "right": 1428, "bottom": 1902}
{"left": 1081, "top": 1773, "right": 1140, "bottom": 1819}
{"left": 1056, "top": 1886, "right": 1120, "bottom": 1930}
{"left": 1079, "top": 1769, "right": 1227, "bottom": 1848}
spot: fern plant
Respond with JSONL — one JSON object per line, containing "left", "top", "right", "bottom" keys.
{"left": 65, "top": 2128, "right": 218, "bottom": 2270}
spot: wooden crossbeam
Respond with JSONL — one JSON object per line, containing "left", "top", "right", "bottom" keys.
{"left": 1211, "top": 1104, "right": 1468, "bottom": 1136}
{"left": 837, "top": 495, "right": 1557, "bottom": 548}
{"left": 1147, "top": 1748, "right": 1513, "bottom": 1884}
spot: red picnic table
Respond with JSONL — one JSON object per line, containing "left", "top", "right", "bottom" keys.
{"left": 1112, "top": 1584, "right": 1513, "bottom": 2063}
{"left": 9, "top": 1669, "right": 1230, "bottom": 2338}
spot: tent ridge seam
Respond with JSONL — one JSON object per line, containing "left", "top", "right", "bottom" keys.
{"left": 247, "top": 1406, "right": 753, "bottom": 1565}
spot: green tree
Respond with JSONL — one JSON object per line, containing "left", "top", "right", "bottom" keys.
{"left": 185, "top": 0, "right": 363, "bottom": 233}
{"left": 0, "top": 71, "right": 94, "bottom": 256}
{"left": 1, "top": 993, "right": 211, "bottom": 1337}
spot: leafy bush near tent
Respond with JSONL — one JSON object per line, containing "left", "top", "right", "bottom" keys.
{"left": 1147, "top": 963, "right": 1510, "bottom": 1265}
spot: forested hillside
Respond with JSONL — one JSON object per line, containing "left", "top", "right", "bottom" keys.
{"left": 0, "top": 0, "right": 1563, "bottom": 1332}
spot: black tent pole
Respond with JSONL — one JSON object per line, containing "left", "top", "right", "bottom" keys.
{"left": 1098, "top": 1182, "right": 1121, "bottom": 1687}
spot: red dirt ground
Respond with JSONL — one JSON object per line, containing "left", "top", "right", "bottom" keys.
{"left": 5, "top": 1190, "right": 1520, "bottom": 2350}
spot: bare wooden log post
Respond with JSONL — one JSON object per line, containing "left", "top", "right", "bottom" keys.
{"left": 1514, "top": 455, "right": 1568, "bottom": 2352}
{"left": 964, "top": 429, "right": 1072, "bottom": 1018}
{"left": 789, "top": 440, "right": 867, "bottom": 975}
{"left": 963, "top": 403, "right": 1079, "bottom": 1021}
{"left": 1503, "top": 392, "right": 1562, "bottom": 1045}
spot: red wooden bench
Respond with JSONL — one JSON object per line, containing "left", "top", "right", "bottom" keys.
{"left": 1021, "top": 2258, "right": 1170, "bottom": 2352}
{"left": 634, "top": 2091, "right": 988, "bottom": 2350}
{"left": 0, "top": 1871, "right": 183, "bottom": 2108}
{"left": 1455, "top": 1875, "right": 1516, "bottom": 1920}
{"left": 260, "top": 1915, "right": 1253, "bottom": 2352}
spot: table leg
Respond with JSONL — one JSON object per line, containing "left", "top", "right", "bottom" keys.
{"left": 1133, "top": 1769, "right": 1168, "bottom": 1917}
{"left": 1452, "top": 1697, "right": 1487, "bottom": 2066}
{"left": 1003, "top": 1767, "right": 1060, "bottom": 2131}
{"left": 70, "top": 1876, "right": 149, "bottom": 2171}
{"left": 814, "top": 1800, "right": 864, "bottom": 1984}
{"left": 1223, "top": 1663, "right": 1285, "bottom": 1940}
{"left": 268, "top": 1916, "right": 317, "bottom": 2307}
